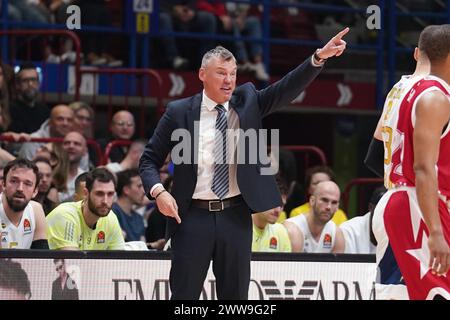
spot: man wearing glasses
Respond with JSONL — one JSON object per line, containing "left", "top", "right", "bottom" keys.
{"left": 9, "top": 62, "right": 49, "bottom": 134}
{"left": 98, "top": 110, "right": 136, "bottom": 163}
{"left": 52, "top": 259, "right": 79, "bottom": 300}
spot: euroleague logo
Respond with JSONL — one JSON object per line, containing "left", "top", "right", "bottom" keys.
{"left": 269, "top": 237, "right": 278, "bottom": 250}
{"left": 96, "top": 231, "right": 105, "bottom": 244}
{"left": 23, "top": 219, "right": 32, "bottom": 234}
{"left": 323, "top": 233, "right": 332, "bottom": 249}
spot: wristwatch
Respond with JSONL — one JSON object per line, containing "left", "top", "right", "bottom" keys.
{"left": 314, "top": 49, "right": 327, "bottom": 64}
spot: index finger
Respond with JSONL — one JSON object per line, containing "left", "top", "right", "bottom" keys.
{"left": 174, "top": 211, "right": 182, "bottom": 224}
{"left": 333, "top": 27, "right": 350, "bottom": 40}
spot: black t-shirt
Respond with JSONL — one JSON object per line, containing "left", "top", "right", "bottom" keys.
{"left": 9, "top": 99, "right": 50, "bottom": 133}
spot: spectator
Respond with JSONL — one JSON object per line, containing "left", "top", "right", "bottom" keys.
{"left": 0, "top": 61, "right": 12, "bottom": 132}
{"left": 98, "top": 110, "right": 135, "bottom": 163}
{"left": 32, "top": 144, "right": 52, "bottom": 162}
{"left": 0, "top": 259, "right": 31, "bottom": 300}
{"left": 252, "top": 175, "right": 297, "bottom": 252}
{"left": 197, "top": 1, "right": 269, "bottom": 81}
{"left": 69, "top": 101, "right": 95, "bottom": 171}
{"left": 158, "top": 9, "right": 189, "bottom": 69}
{"left": 340, "top": 186, "right": 386, "bottom": 254}
{"left": 72, "top": 172, "right": 88, "bottom": 202}
{"left": 284, "top": 181, "right": 345, "bottom": 253}
{"left": 159, "top": 0, "right": 217, "bottom": 69}
{"left": 52, "top": 259, "right": 79, "bottom": 300}
{"left": 32, "top": 157, "right": 58, "bottom": 215}
{"left": 69, "top": 101, "right": 94, "bottom": 139}
{"left": 46, "top": 168, "right": 125, "bottom": 250}
{"left": 8, "top": 0, "right": 49, "bottom": 23}
{"left": 0, "top": 148, "right": 15, "bottom": 168}
{"left": 18, "top": 104, "right": 74, "bottom": 160}
{"left": 9, "top": 62, "right": 50, "bottom": 134}
{"left": 48, "top": 142, "right": 70, "bottom": 200}
{"left": 76, "top": 0, "right": 122, "bottom": 66}
{"left": 0, "top": 158, "right": 48, "bottom": 249}
{"left": 0, "top": 60, "right": 21, "bottom": 164}
{"left": 58, "top": 131, "right": 88, "bottom": 202}
{"left": 112, "top": 169, "right": 146, "bottom": 242}
{"left": 105, "top": 139, "right": 146, "bottom": 173}
{"left": 225, "top": 1, "right": 269, "bottom": 81}
{"left": 287, "top": 165, "right": 348, "bottom": 225}
{"left": 275, "top": 147, "right": 304, "bottom": 222}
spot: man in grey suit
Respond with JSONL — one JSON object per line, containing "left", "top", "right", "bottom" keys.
{"left": 139, "top": 27, "right": 349, "bottom": 300}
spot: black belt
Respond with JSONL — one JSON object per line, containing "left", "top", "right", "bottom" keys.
{"left": 191, "top": 195, "right": 244, "bottom": 212}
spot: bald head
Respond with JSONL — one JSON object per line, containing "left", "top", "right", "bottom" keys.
{"left": 111, "top": 110, "right": 135, "bottom": 140}
{"left": 50, "top": 105, "right": 74, "bottom": 137}
{"left": 310, "top": 181, "right": 341, "bottom": 224}
{"left": 313, "top": 181, "right": 341, "bottom": 198}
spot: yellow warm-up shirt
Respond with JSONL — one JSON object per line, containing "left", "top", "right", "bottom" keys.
{"left": 252, "top": 223, "right": 291, "bottom": 252}
{"left": 47, "top": 201, "right": 125, "bottom": 250}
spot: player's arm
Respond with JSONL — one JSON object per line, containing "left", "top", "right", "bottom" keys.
{"left": 373, "top": 115, "right": 384, "bottom": 140}
{"left": 282, "top": 221, "right": 304, "bottom": 252}
{"left": 414, "top": 91, "right": 450, "bottom": 276}
{"left": 46, "top": 207, "right": 80, "bottom": 250}
{"left": 364, "top": 116, "right": 384, "bottom": 177}
{"left": 30, "top": 201, "right": 49, "bottom": 249}
{"left": 332, "top": 227, "right": 346, "bottom": 253}
{"left": 107, "top": 214, "right": 126, "bottom": 250}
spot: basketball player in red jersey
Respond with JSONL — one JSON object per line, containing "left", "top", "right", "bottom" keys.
{"left": 371, "top": 24, "right": 450, "bottom": 300}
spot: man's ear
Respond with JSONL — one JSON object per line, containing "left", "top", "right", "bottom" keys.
{"left": 199, "top": 68, "right": 205, "bottom": 82}
{"left": 83, "top": 186, "right": 89, "bottom": 198}
{"left": 122, "top": 184, "right": 132, "bottom": 198}
{"left": 32, "top": 187, "right": 39, "bottom": 199}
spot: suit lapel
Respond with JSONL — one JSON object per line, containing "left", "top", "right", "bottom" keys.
{"left": 229, "top": 94, "right": 243, "bottom": 128}
{"left": 187, "top": 94, "right": 202, "bottom": 179}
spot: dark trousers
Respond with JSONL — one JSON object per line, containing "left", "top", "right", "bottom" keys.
{"left": 170, "top": 202, "right": 252, "bottom": 300}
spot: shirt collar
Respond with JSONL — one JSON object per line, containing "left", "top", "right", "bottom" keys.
{"left": 202, "top": 90, "right": 229, "bottom": 112}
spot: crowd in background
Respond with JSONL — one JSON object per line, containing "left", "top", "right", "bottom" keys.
{"left": 0, "top": 1, "right": 390, "bottom": 253}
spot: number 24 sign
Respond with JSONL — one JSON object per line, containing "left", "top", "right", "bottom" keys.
{"left": 133, "top": 0, "right": 153, "bottom": 13}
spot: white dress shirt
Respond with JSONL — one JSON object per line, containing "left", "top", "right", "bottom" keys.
{"left": 192, "top": 91, "right": 241, "bottom": 199}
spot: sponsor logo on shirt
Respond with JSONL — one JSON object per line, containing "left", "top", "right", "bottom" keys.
{"left": 269, "top": 237, "right": 278, "bottom": 250}
{"left": 323, "top": 233, "right": 332, "bottom": 249}
{"left": 97, "top": 231, "right": 105, "bottom": 244}
{"left": 23, "top": 219, "right": 32, "bottom": 234}
{"left": 1, "top": 231, "right": 7, "bottom": 243}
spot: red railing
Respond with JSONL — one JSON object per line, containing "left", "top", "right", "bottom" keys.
{"left": 0, "top": 29, "right": 82, "bottom": 103}
{"left": 77, "top": 68, "right": 164, "bottom": 138}
{"left": 1, "top": 30, "right": 165, "bottom": 138}
{"left": 282, "top": 145, "right": 327, "bottom": 167}
{"left": 103, "top": 139, "right": 133, "bottom": 165}
{"left": 342, "top": 177, "right": 384, "bottom": 216}
{"left": 0, "top": 135, "right": 103, "bottom": 167}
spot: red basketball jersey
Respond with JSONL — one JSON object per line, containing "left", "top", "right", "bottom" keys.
{"left": 381, "top": 75, "right": 450, "bottom": 195}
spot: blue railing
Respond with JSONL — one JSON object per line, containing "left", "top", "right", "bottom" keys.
{"left": 1, "top": 0, "right": 449, "bottom": 110}
{"left": 387, "top": 0, "right": 450, "bottom": 88}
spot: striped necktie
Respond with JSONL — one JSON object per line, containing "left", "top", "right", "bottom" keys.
{"left": 211, "top": 104, "right": 229, "bottom": 199}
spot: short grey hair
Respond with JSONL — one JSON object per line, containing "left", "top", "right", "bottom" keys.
{"left": 69, "top": 101, "right": 94, "bottom": 118}
{"left": 201, "top": 46, "right": 236, "bottom": 68}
